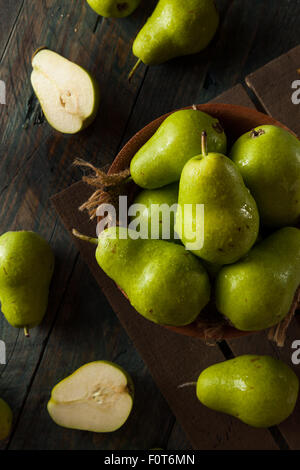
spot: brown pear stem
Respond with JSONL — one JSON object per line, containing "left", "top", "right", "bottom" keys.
{"left": 72, "top": 229, "right": 98, "bottom": 245}
{"left": 177, "top": 381, "right": 197, "bottom": 389}
{"left": 24, "top": 326, "right": 30, "bottom": 337}
{"left": 201, "top": 131, "right": 208, "bottom": 157}
{"left": 128, "top": 58, "right": 142, "bottom": 82}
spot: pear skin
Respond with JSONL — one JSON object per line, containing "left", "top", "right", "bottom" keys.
{"left": 231, "top": 125, "right": 300, "bottom": 228}
{"left": 131, "top": 183, "right": 179, "bottom": 241}
{"left": 215, "top": 227, "right": 300, "bottom": 331}
{"left": 87, "top": 0, "right": 141, "bottom": 17}
{"left": 73, "top": 227, "right": 210, "bottom": 326}
{"left": 0, "top": 231, "right": 54, "bottom": 335}
{"left": 130, "top": 109, "right": 227, "bottom": 189}
{"left": 175, "top": 134, "right": 259, "bottom": 265}
{"left": 197, "top": 355, "right": 299, "bottom": 428}
{"left": 132, "top": 0, "right": 219, "bottom": 66}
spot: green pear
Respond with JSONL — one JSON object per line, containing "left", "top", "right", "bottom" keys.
{"left": 0, "top": 231, "right": 54, "bottom": 336}
{"left": 48, "top": 361, "right": 133, "bottom": 432}
{"left": 231, "top": 125, "right": 300, "bottom": 228}
{"left": 130, "top": 183, "right": 179, "bottom": 241}
{"left": 0, "top": 398, "right": 13, "bottom": 440}
{"left": 31, "top": 49, "right": 100, "bottom": 134}
{"left": 73, "top": 226, "right": 210, "bottom": 326}
{"left": 129, "top": 0, "right": 219, "bottom": 77}
{"left": 196, "top": 355, "right": 299, "bottom": 428}
{"left": 87, "top": 0, "right": 140, "bottom": 17}
{"left": 130, "top": 109, "right": 227, "bottom": 189}
{"left": 175, "top": 133, "right": 259, "bottom": 265}
{"left": 215, "top": 227, "right": 300, "bottom": 331}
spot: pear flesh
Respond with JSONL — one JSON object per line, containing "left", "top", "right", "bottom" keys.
{"left": 31, "top": 49, "right": 99, "bottom": 134}
{"left": 87, "top": 0, "right": 141, "bottom": 17}
{"left": 0, "top": 398, "right": 13, "bottom": 440}
{"left": 48, "top": 361, "right": 134, "bottom": 433}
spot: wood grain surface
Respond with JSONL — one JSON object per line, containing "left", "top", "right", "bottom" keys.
{"left": 0, "top": 0, "right": 300, "bottom": 450}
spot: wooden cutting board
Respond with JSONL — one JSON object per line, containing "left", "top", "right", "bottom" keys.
{"left": 52, "top": 45, "right": 300, "bottom": 450}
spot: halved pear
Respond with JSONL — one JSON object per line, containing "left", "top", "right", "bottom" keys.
{"left": 47, "top": 361, "right": 134, "bottom": 433}
{"left": 31, "top": 49, "right": 100, "bottom": 134}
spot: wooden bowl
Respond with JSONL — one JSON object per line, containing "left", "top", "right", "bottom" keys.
{"left": 106, "top": 103, "right": 296, "bottom": 341}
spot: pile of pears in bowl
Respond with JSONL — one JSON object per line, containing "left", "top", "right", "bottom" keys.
{"left": 75, "top": 103, "right": 300, "bottom": 344}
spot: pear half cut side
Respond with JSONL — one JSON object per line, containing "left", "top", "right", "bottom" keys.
{"left": 47, "top": 361, "right": 134, "bottom": 433}
{"left": 31, "top": 49, "right": 100, "bottom": 134}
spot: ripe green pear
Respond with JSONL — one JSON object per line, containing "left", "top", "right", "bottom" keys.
{"left": 130, "top": 183, "right": 179, "bottom": 241}
{"left": 0, "top": 231, "right": 54, "bottom": 336}
{"left": 31, "top": 49, "right": 100, "bottom": 134}
{"left": 215, "top": 227, "right": 300, "bottom": 331}
{"left": 231, "top": 125, "right": 300, "bottom": 227}
{"left": 131, "top": 0, "right": 219, "bottom": 68}
{"left": 0, "top": 398, "right": 13, "bottom": 440}
{"left": 197, "top": 355, "right": 299, "bottom": 428}
{"left": 73, "top": 226, "right": 210, "bottom": 326}
{"left": 175, "top": 134, "right": 259, "bottom": 265}
{"left": 130, "top": 109, "right": 227, "bottom": 189}
{"left": 48, "top": 361, "right": 134, "bottom": 432}
{"left": 86, "top": 0, "right": 140, "bottom": 17}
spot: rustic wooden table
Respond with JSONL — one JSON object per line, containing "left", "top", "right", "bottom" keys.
{"left": 0, "top": 0, "right": 300, "bottom": 451}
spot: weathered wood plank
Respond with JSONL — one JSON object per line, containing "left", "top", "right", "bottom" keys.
{"left": 0, "top": 3, "right": 101, "bottom": 449}
{"left": 211, "top": 83, "right": 255, "bottom": 108}
{"left": 0, "top": 136, "right": 80, "bottom": 450}
{"left": 8, "top": 258, "right": 175, "bottom": 450}
{"left": 166, "top": 421, "right": 193, "bottom": 451}
{"left": 0, "top": 0, "right": 24, "bottom": 58}
{"left": 0, "top": 129, "right": 175, "bottom": 452}
{"left": 246, "top": 45, "right": 300, "bottom": 136}
{"left": 204, "top": 0, "right": 300, "bottom": 101}
{"left": 0, "top": 0, "right": 98, "bottom": 196}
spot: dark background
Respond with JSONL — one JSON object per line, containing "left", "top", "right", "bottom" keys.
{"left": 0, "top": 0, "right": 299, "bottom": 450}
